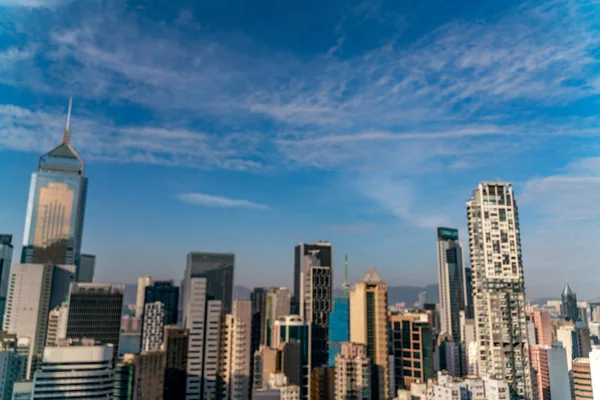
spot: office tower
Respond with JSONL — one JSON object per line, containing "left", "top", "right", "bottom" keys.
{"left": 573, "top": 358, "right": 593, "bottom": 400}
{"left": 579, "top": 307, "right": 589, "bottom": 327}
{"left": 589, "top": 349, "right": 600, "bottom": 399}
{"left": 135, "top": 275, "right": 152, "bottom": 318}
{"left": 273, "top": 315, "right": 310, "bottom": 399}
{"left": 21, "top": 99, "right": 88, "bottom": 271}
{"left": 253, "top": 345, "right": 282, "bottom": 391}
{"left": 389, "top": 311, "right": 434, "bottom": 389}
{"left": 163, "top": 325, "right": 189, "bottom": 399}
{"left": 0, "top": 337, "right": 25, "bottom": 400}
{"left": 590, "top": 300, "right": 600, "bottom": 324}
{"left": 466, "top": 182, "right": 532, "bottom": 398}
{"left": 530, "top": 310, "right": 553, "bottom": 346}
{"left": 530, "top": 343, "right": 571, "bottom": 400}
{"left": 145, "top": 280, "right": 179, "bottom": 325}
{"left": 350, "top": 269, "right": 389, "bottom": 399}
{"left": 31, "top": 339, "right": 113, "bottom": 398}
{"left": 11, "top": 382, "right": 33, "bottom": 400}
{"left": 46, "top": 303, "right": 68, "bottom": 346}
{"left": 182, "top": 277, "right": 222, "bottom": 399}
{"left": 77, "top": 253, "right": 95, "bottom": 282}
{"left": 251, "top": 287, "right": 267, "bottom": 391}
{"left": 121, "top": 351, "right": 167, "bottom": 400}
{"left": 334, "top": 342, "right": 371, "bottom": 400}
{"left": 141, "top": 301, "right": 165, "bottom": 352}
{"left": 113, "top": 361, "right": 134, "bottom": 400}
{"left": 264, "top": 287, "right": 291, "bottom": 346}
{"left": 4, "top": 263, "right": 53, "bottom": 378}
{"left": 309, "top": 367, "right": 334, "bottom": 400}
{"left": 558, "top": 322, "right": 592, "bottom": 371}
{"left": 436, "top": 227, "right": 467, "bottom": 341}
{"left": 295, "top": 242, "right": 332, "bottom": 369}
{"left": 185, "top": 252, "right": 234, "bottom": 313}
{"left": 64, "top": 283, "right": 124, "bottom": 362}
{"left": 562, "top": 284, "right": 579, "bottom": 322}
{"left": 463, "top": 267, "right": 474, "bottom": 319}
{"left": 254, "top": 373, "right": 301, "bottom": 400}
{"left": 0, "top": 235, "right": 13, "bottom": 323}
{"left": 218, "top": 299, "right": 252, "bottom": 400}
{"left": 436, "top": 338, "right": 466, "bottom": 377}
{"left": 329, "top": 255, "right": 350, "bottom": 367}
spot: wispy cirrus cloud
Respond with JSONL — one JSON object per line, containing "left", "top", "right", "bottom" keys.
{"left": 0, "top": 0, "right": 71, "bottom": 7}
{"left": 177, "top": 193, "right": 269, "bottom": 210}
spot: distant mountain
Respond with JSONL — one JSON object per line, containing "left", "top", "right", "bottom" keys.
{"left": 234, "top": 284, "right": 439, "bottom": 306}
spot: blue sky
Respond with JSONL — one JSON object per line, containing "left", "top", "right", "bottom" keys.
{"left": 1, "top": 0, "right": 599, "bottom": 299}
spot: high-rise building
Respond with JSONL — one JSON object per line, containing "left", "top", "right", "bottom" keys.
{"left": 459, "top": 311, "right": 477, "bottom": 376}
{"left": 309, "top": 366, "right": 334, "bottom": 400}
{"left": 529, "top": 310, "right": 553, "bottom": 346}
{"left": 466, "top": 181, "right": 532, "bottom": 398}
{"left": 562, "top": 284, "right": 580, "bottom": 322}
{"left": 163, "top": 325, "right": 189, "bottom": 399}
{"left": 273, "top": 315, "right": 310, "bottom": 399}
{"left": 573, "top": 358, "right": 593, "bottom": 400}
{"left": 349, "top": 269, "right": 389, "bottom": 399}
{"left": 135, "top": 275, "right": 152, "bottom": 318}
{"left": 293, "top": 242, "right": 332, "bottom": 308}
{"left": 31, "top": 339, "right": 114, "bottom": 399}
{"left": 182, "top": 277, "right": 222, "bottom": 399}
{"left": 436, "top": 227, "right": 467, "bottom": 341}
{"left": 557, "top": 322, "right": 592, "bottom": 371}
{"left": 264, "top": 287, "right": 291, "bottom": 346}
{"left": 589, "top": 348, "right": 600, "bottom": 399}
{"left": 0, "top": 334, "right": 25, "bottom": 400}
{"left": 334, "top": 342, "right": 371, "bottom": 400}
{"left": 121, "top": 351, "right": 167, "bottom": 400}
{"left": 251, "top": 287, "right": 267, "bottom": 391}
{"left": 0, "top": 235, "right": 13, "bottom": 323}
{"left": 21, "top": 99, "right": 88, "bottom": 271}
{"left": 113, "top": 361, "right": 134, "bottom": 400}
{"left": 253, "top": 345, "right": 282, "bottom": 391}
{"left": 530, "top": 343, "right": 570, "bottom": 400}
{"left": 145, "top": 280, "right": 179, "bottom": 325}
{"left": 64, "top": 283, "right": 124, "bottom": 362}
{"left": 218, "top": 299, "right": 252, "bottom": 400}
{"left": 389, "top": 311, "right": 434, "bottom": 390}
{"left": 463, "top": 267, "right": 474, "bottom": 319}
{"left": 297, "top": 243, "right": 332, "bottom": 369}
{"left": 328, "top": 255, "right": 350, "bottom": 367}
{"left": 185, "top": 252, "right": 234, "bottom": 313}
{"left": 141, "top": 301, "right": 165, "bottom": 352}
{"left": 254, "top": 373, "right": 301, "bottom": 400}
{"left": 4, "top": 263, "right": 54, "bottom": 378}
{"left": 46, "top": 303, "right": 68, "bottom": 346}
{"left": 77, "top": 253, "right": 95, "bottom": 283}
{"left": 435, "top": 338, "right": 466, "bottom": 378}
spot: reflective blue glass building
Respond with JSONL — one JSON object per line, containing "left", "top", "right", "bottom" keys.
{"left": 328, "top": 296, "right": 349, "bottom": 366}
{"left": 20, "top": 101, "right": 88, "bottom": 270}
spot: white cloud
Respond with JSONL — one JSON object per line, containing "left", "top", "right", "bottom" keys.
{"left": 177, "top": 193, "right": 269, "bottom": 210}
{"left": 0, "top": 0, "right": 70, "bottom": 7}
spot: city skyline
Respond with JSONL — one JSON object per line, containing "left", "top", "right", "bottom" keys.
{"left": 1, "top": 0, "right": 600, "bottom": 300}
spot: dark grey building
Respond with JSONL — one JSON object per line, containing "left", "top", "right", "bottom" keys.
{"left": 561, "top": 284, "right": 579, "bottom": 322}
{"left": 294, "top": 242, "right": 332, "bottom": 369}
{"left": 65, "top": 283, "right": 124, "bottom": 362}
{"left": 145, "top": 280, "right": 179, "bottom": 325}
{"left": 250, "top": 287, "right": 266, "bottom": 393}
{"left": 185, "top": 252, "right": 234, "bottom": 313}
{"left": 464, "top": 267, "right": 474, "bottom": 319}
{"left": 163, "top": 325, "right": 188, "bottom": 399}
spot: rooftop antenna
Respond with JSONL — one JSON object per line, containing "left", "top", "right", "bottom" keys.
{"left": 62, "top": 97, "right": 73, "bottom": 145}
{"left": 343, "top": 254, "right": 349, "bottom": 297}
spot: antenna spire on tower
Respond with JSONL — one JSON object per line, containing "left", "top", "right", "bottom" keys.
{"left": 62, "top": 97, "right": 73, "bottom": 144}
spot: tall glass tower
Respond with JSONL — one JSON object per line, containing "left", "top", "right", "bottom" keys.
{"left": 21, "top": 99, "right": 88, "bottom": 269}
{"left": 328, "top": 255, "right": 349, "bottom": 366}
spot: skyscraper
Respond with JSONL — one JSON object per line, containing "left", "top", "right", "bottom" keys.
{"left": 334, "top": 342, "right": 371, "bottom": 400}
{"left": 21, "top": 99, "right": 88, "bottom": 270}
{"left": 77, "top": 253, "right": 95, "bottom": 283}
{"left": 349, "top": 269, "right": 389, "bottom": 399}
{"left": 163, "top": 325, "right": 189, "bottom": 399}
{"left": 530, "top": 343, "right": 570, "bottom": 400}
{"left": 264, "top": 287, "right": 291, "bottom": 346}
{"left": 121, "top": 351, "right": 167, "bottom": 400}
{"left": 466, "top": 182, "right": 532, "bottom": 398}
{"left": 297, "top": 243, "right": 332, "bottom": 369}
{"left": 293, "top": 242, "right": 332, "bottom": 310}
{"left": 273, "top": 315, "right": 310, "bottom": 399}
{"left": 0, "top": 235, "right": 13, "bottom": 323}
{"left": 530, "top": 310, "right": 553, "bottom": 346}
{"left": 573, "top": 358, "right": 593, "bottom": 400}
{"left": 64, "top": 283, "right": 124, "bottom": 362}
{"left": 185, "top": 252, "right": 235, "bottom": 313}
{"left": 463, "top": 267, "right": 474, "bottom": 319}
{"left": 218, "top": 299, "right": 252, "bottom": 400}
{"left": 31, "top": 339, "right": 114, "bottom": 399}
{"left": 140, "top": 301, "right": 165, "bottom": 352}
{"left": 182, "top": 277, "right": 222, "bottom": 399}
{"left": 145, "top": 280, "right": 179, "bottom": 325}
{"left": 328, "top": 255, "right": 350, "bottom": 367}
{"left": 562, "top": 284, "right": 579, "bottom": 322}
{"left": 251, "top": 287, "right": 267, "bottom": 394}
{"left": 436, "top": 227, "right": 467, "bottom": 341}
{"left": 135, "top": 275, "right": 152, "bottom": 318}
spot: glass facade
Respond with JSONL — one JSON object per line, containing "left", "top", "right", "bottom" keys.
{"left": 328, "top": 296, "right": 349, "bottom": 366}
{"left": 21, "top": 140, "right": 87, "bottom": 268}
{"left": 186, "top": 252, "right": 234, "bottom": 313}
{"left": 0, "top": 235, "right": 13, "bottom": 323}
{"left": 144, "top": 281, "right": 179, "bottom": 325}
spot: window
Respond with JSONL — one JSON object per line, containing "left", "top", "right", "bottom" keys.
{"left": 499, "top": 209, "right": 506, "bottom": 221}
